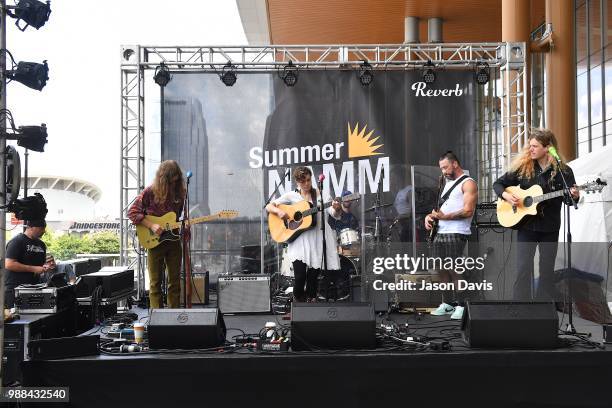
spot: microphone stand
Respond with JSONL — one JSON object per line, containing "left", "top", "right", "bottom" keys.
{"left": 318, "top": 177, "right": 329, "bottom": 300}
{"left": 553, "top": 157, "right": 585, "bottom": 335}
{"left": 374, "top": 166, "right": 384, "bottom": 244}
{"left": 181, "top": 175, "right": 192, "bottom": 308}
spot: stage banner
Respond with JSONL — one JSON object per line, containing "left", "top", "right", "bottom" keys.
{"left": 162, "top": 70, "right": 477, "bottom": 277}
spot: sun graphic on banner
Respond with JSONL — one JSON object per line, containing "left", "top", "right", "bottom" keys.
{"left": 347, "top": 122, "right": 384, "bottom": 158}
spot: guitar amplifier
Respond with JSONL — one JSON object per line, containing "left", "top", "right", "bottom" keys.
{"left": 217, "top": 274, "right": 270, "bottom": 313}
{"left": 76, "top": 267, "right": 134, "bottom": 298}
{"left": 14, "top": 284, "right": 77, "bottom": 314}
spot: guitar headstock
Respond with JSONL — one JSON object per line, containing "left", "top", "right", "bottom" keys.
{"left": 217, "top": 210, "right": 239, "bottom": 218}
{"left": 580, "top": 178, "right": 607, "bottom": 194}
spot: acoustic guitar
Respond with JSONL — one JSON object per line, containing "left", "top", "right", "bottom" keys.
{"left": 268, "top": 193, "right": 360, "bottom": 243}
{"left": 136, "top": 210, "right": 238, "bottom": 249}
{"left": 496, "top": 179, "right": 606, "bottom": 228}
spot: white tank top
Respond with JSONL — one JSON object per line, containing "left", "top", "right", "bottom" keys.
{"left": 437, "top": 175, "right": 474, "bottom": 235}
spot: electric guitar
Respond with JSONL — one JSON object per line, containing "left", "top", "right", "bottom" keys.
{"left": 496, "top": 179, "right": 606, "bottom": 228}
{"left": 427, "top": 175, "right": 445, "bottom": 246}
{"left": 136, "top": 210, "right": 238, "bottom": 249}
{"left": 268, "top": 193, "right": 360, "bottom": 243}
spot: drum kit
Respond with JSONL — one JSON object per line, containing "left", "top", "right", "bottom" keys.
{"left": 279, "top": 200, "right": 393, "bottom": 301}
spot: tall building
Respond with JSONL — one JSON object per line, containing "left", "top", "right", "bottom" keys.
{"left": 237, "top": 0, "right": 609, "bottom": 159}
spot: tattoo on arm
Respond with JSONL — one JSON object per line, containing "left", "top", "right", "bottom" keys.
{"left": 446, "top": 209, "right": 467, "bottom": 220}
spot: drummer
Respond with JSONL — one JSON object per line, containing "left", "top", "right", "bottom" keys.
{"left": 328, "top": 190, "right": 359, "bottom": 235}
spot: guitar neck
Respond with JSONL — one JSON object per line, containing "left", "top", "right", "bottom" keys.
{"left": 532, "top": 190, "right": 566, "bottom": 204}
{"left": 168, "top": 214, "right": 224, "bottom": 230}
{"left": 302, "top": 201, "right": 332, "bottom": 217}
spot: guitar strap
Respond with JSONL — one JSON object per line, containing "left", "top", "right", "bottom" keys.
{"left": 438, "top": 175, "right": 469, "bottom": 208}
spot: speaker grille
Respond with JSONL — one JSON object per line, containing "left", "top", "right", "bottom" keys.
{"left": 217, "top": 274, "right": 270, "bottom": 313}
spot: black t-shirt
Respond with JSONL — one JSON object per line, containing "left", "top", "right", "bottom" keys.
{"left": 5, "top": 233, "right": 46, "bottom": 289}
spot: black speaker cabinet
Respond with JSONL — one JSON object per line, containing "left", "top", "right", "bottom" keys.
{"left": 462, "top": 301, "right": 559, "bottom": 349}
{"left": 148, "top": 308, "right": 226, "bottom": 349}
{"left": 291, "top": 302, "right": 376, "bottom": 351}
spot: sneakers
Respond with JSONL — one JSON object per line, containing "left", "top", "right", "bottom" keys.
{"left": 430, "top": 303, "right": 455, "bottom": 316}
{"left": 450, "top": 306, "right": 465, "bottom": 320}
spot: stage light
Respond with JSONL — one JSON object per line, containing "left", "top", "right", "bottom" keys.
{"left": 475, "top": 62, "right": 490, "bottom": 85}
{"left": 279, "top": 61, "right": 298, "bottom": 87}
{"left": 17, "top": 124, "right": 48, "bottom": 152}
{"left": 4, "top": 192, "right": 48, "bottom": 221}
{"left": 7, "top": 0, "right": 51, "bottom": 31}
{"left": 220, "top": 62, "right": 237, "bottom": 86}
{"left": 358, "top": 61, "right": 373, "bottom": 86}
{"left": 422, "top": 61, "right": 435, "bottom": 84}
{"left": 6, "top": 60, "right": 49, "bottom": 91}
{"left": 154, "top": 63, "right": 171, "bottom": 87}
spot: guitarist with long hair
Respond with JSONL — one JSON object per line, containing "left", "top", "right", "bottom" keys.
{"left": 425, "top": 151, "right": 478, "bottom": 320}
{"left": 493, "top": 128, "right": 579, "bottom": 300}
{"left": 128, "top": 160, "right": 187, "bottom": 308}
{"left": 266, "top": 166, "right": 342, "bottom": 302}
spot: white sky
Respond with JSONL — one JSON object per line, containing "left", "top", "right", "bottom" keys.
{"left": 6, "top": 0, "right": 247, "bottom": 218}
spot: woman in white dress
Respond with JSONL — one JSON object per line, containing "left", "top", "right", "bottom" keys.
{"left": 266, "top": 166, "right": 341, "bottom": 302}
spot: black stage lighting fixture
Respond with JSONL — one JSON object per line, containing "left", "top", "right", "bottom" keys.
{"left": 475, "top": 62, "right": 490, "bottom": 85}
{"left": 279, "top": 61, "right": 298, "bottom": 87}
{"left": 220, "top": 62, "right": 237, "bottom": 86}
{"left": 358, "top": 61, "right": 373, "bottom": 86}
{"left": 422, "top": 60, "right": 435, "bottom": 84}
{"left": 17, "top": 124, "right": 48, "bottom": 152}
{"left": 5, "top": 145, "right": 21, "bottom": 203}
{"left": 7, "top": 0, "right": 51, "bottom": 31}
{"left": 154, "top": 63, "right": 171, "bottom": 87}
{"left": 5, "top": 192, "right": 48, "bottom": 221}
{"left": 7, "top": 60, "right": 49, "bottom": 91}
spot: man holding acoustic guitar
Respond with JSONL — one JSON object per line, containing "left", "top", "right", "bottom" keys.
{"left": 493, "top": 128, "right": 580, "bottom": 301}
{"left": 128, "top": 160, "right": 187, "bottom": 309}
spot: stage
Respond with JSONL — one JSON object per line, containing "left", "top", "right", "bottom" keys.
{"left": 18, "top": 309, "right": 612, "bottom": 408}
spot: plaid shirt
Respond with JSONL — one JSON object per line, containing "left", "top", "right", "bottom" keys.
{"left": 127, "top": 186, "right": 184, "bottom": 224}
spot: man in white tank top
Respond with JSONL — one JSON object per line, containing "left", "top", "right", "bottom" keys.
{"left": 425, "top": 151, "right": 478, "bottom": 320}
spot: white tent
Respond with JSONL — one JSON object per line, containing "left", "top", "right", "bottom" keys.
{"left": 555, "top": 144, "right": 612, "bottom": 284}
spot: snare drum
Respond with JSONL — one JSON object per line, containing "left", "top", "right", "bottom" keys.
{"left": 339, "top": 228, "right": 360, "bottom": 247}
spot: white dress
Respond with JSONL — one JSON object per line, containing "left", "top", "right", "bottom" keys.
{"left": 272, "top": 190, "right": 340, "bottom": 270}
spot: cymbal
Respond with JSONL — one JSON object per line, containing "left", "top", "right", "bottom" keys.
{"left": 364, "top": 203, "right": 393, "bottom": 212}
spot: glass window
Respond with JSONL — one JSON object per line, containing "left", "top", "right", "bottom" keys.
{"left": 606, "top": 118, "right": 612, "bottom": 135}
{"left": 591, "top": 65, "right": 604, "bottom": 124}
{"left": 578, "top": 140, "right": 590, "bottom": 156}
{"left": 606, "top": 60, "right": 612, "bottom": 120}
{"left": 577, "top": 72, "right": 590, "bottom": 128}
{"left": 578, "top": 127, "right": 590, "bottom": 144}
{"left": 591, "top": 0, "right": 603, "bottom": 54}
{"left": 592, "top": 121, "right": 603, "bottom": 139}
{"left": 592, "top": 136, "right": 605, "bottom": 149}
{"left": 577, "top": 3, "right": 588, "bottom": 62}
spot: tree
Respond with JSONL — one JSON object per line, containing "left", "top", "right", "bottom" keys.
{"left": 46, "top": 233, "right": 88, "bottom": 260}
{"left": 85, "top": 231, "right": 120, "bottom": 254}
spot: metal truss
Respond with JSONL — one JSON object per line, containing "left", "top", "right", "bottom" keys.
{"left": 123, "top": 43, "right": 507, "bottom": 70}
{"left": 120, "top": 43, "right": 527, "bottom": 294}
{"left": 120, "top": 46, "right": 146, "bottom": 299}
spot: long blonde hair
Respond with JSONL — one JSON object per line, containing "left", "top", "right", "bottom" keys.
{"left": 151, "top": 160, "right": 186, "bottom": 204}
{"left": 510, "top": 128, "right": 564, "bottom": 179}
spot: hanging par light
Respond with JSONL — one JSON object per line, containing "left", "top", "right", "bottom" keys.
{"left": 358, "top": 61, "right": 374, "bottom": 86}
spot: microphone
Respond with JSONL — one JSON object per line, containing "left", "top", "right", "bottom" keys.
{"left": 185, "top": 171, "right": 193, "bottom": 179}
{"left": 318, "top": 174, "right": 325, "bottom": 183}
{"left": 548, "top": 146, "right": 561, "bottom": 162}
